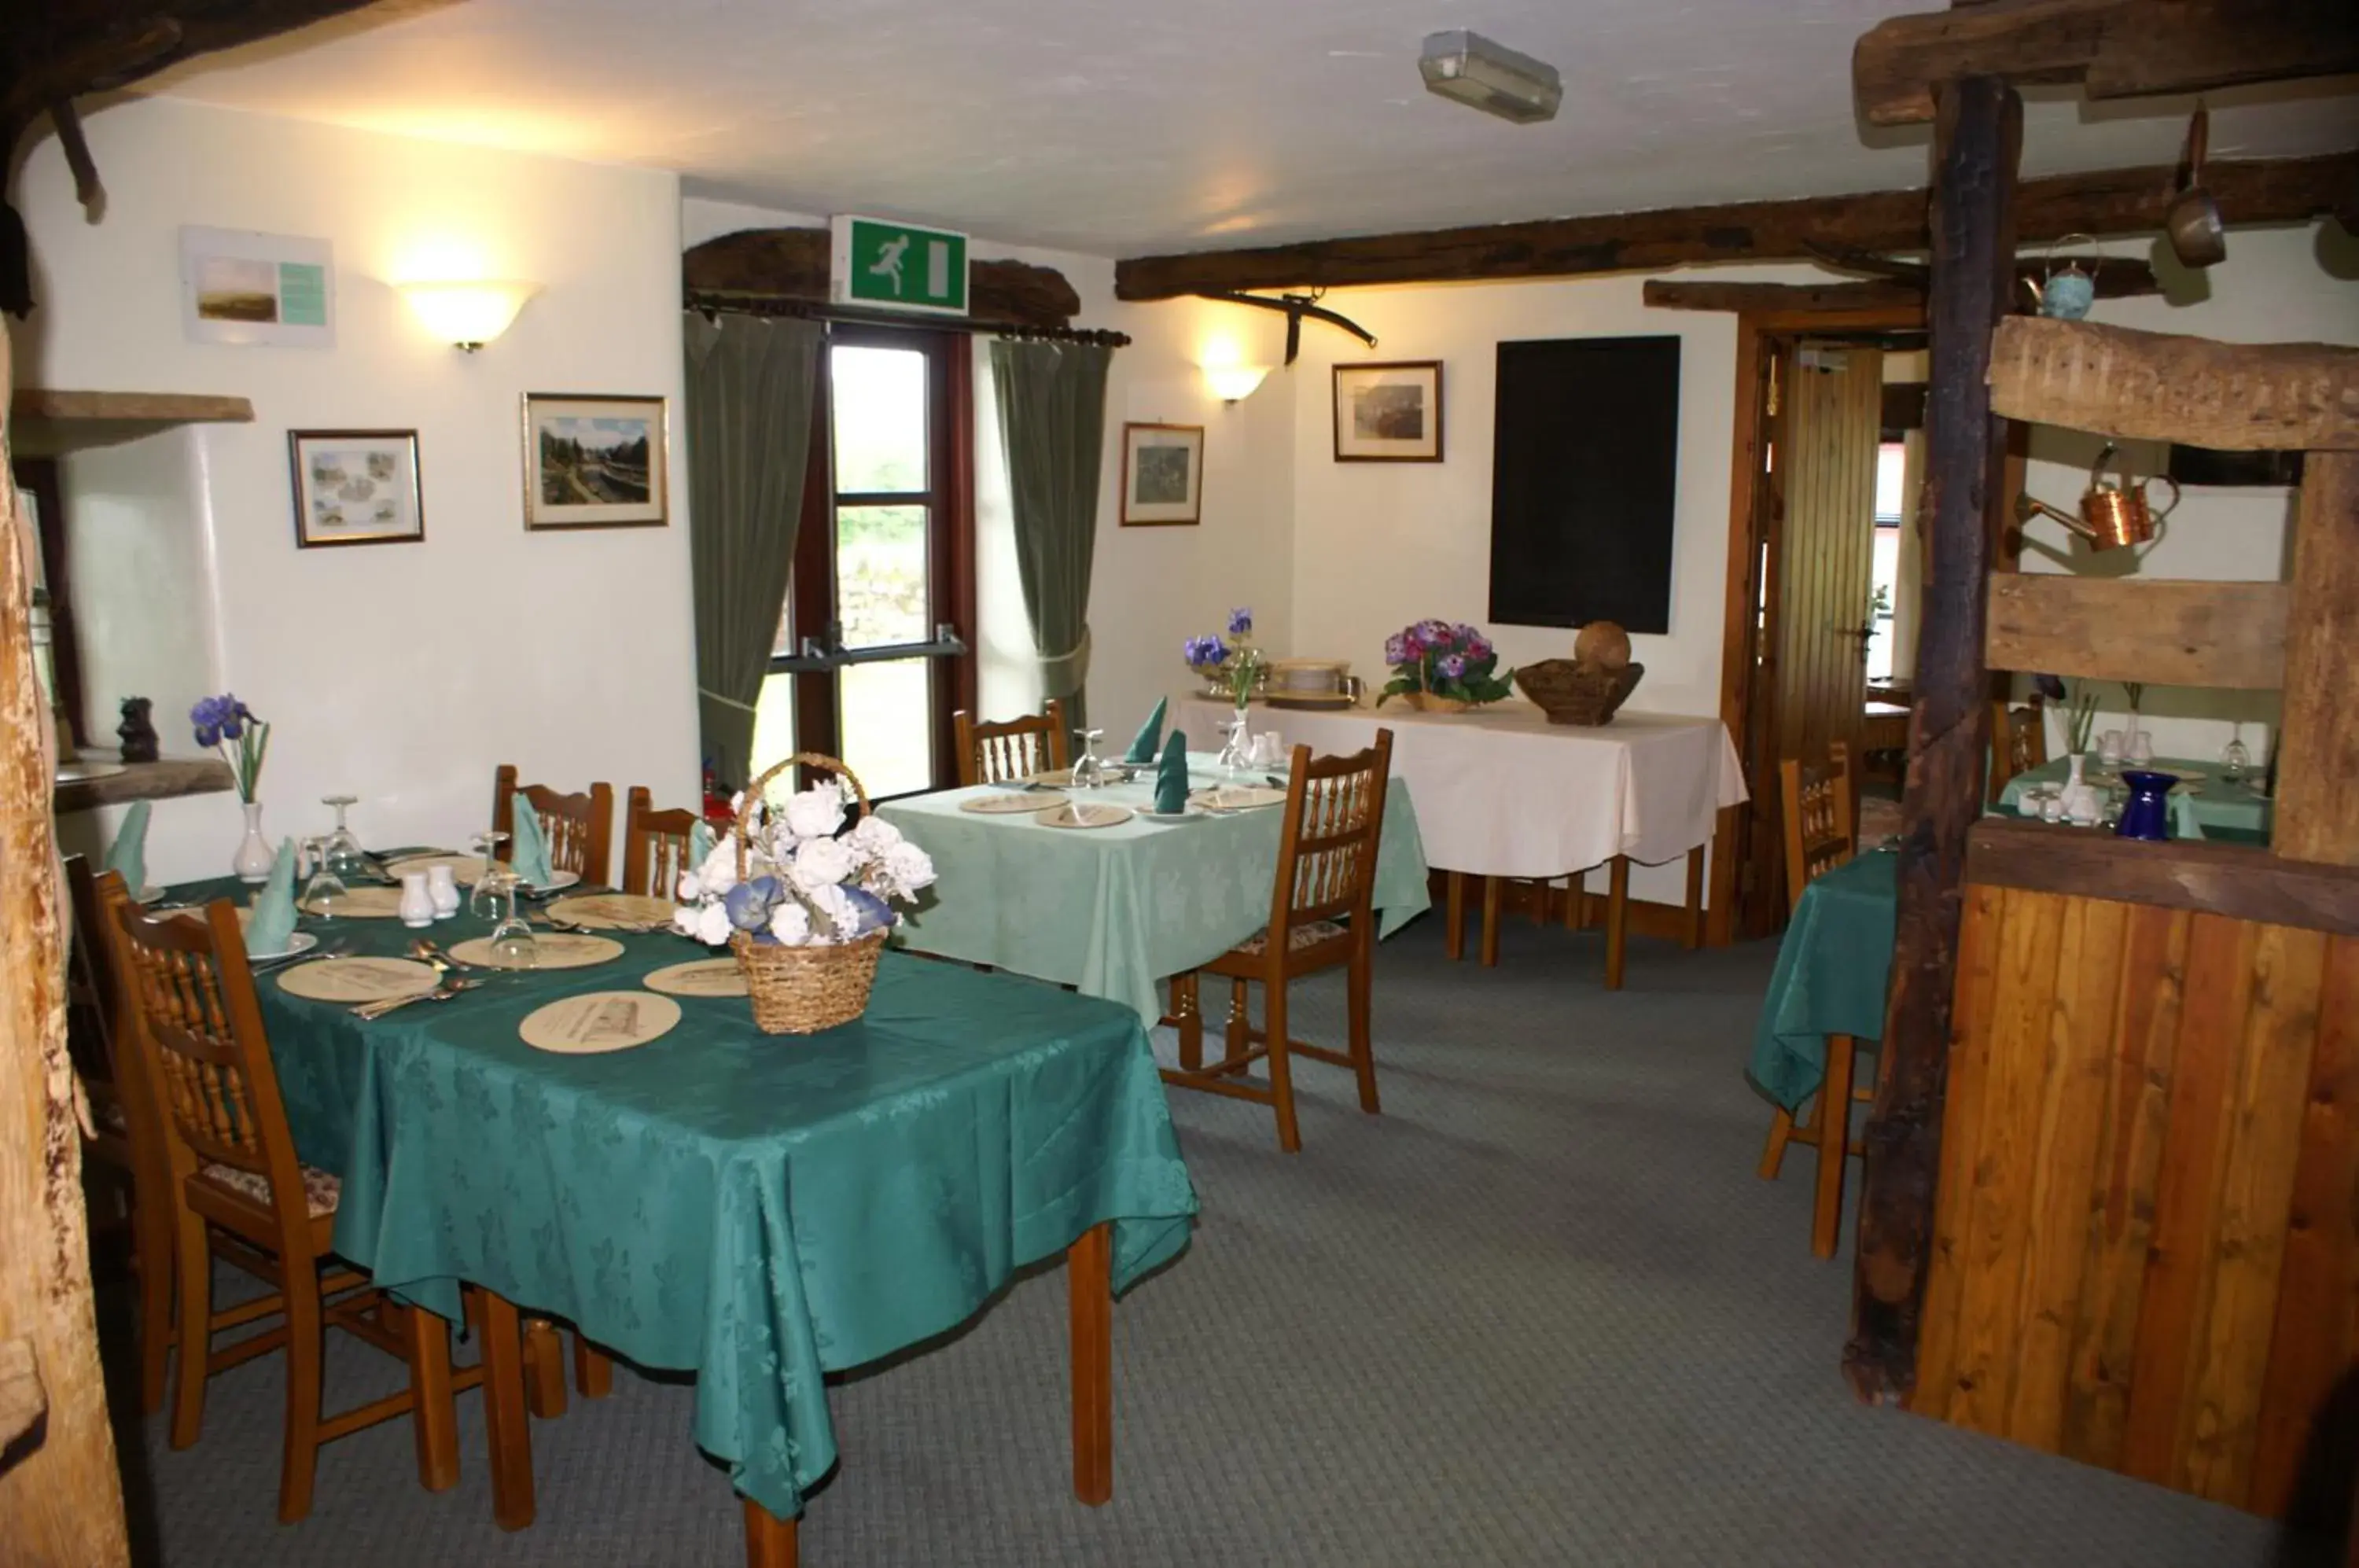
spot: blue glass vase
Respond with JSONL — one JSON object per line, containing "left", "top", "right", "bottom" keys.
{"left": 2114, "top": 770, "right": 2178, "bottom": 842}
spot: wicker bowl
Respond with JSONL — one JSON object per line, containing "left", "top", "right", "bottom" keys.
{"left": 726, "top": 752, "right": 888, "bottom": 1035}
{"left": 1514, "top": 661, "right": 1645, "bottom": 726}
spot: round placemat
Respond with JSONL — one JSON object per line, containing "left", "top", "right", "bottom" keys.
{"left": 642, "top": 957, "right": 749, "bottom": 998}
{"left": 1191, "top": 785, "right": 1287, "bottom": 811}
{"left": 519, "top": 991, "right": 682, "bottom": 1054}
{"left": 448, "top": 932, "right": 624, "bottom": 970}
{"left": 543, "top": 893, "right": 675, "bottom": 930}
{"left": 302, "top": 885, "right": 406, "bottom": 918}
{"left": 278, "top": 956, "right": 439, "bottom": 1003}
{"left": 1037, "top": 802, "right": 1135, "bottom": 830}
{"left": 960, "top": 790, "right": 1069, "bottom": 814}
{"left": 385, "top": 852, "right": 491, "bottom": 883}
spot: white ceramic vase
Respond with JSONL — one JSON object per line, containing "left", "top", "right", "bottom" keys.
{"left": 399, "top": 871, "right": 436, "bottom": 929}
{"left": 232, "top": 801, "right": 274, "bottom": 884}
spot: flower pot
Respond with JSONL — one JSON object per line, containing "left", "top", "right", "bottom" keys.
{"left": 232, "top": 801, "right": 274, "bottom": 884}
{"left": 1411, "top": 692, "right": 1471, "bottom": 714}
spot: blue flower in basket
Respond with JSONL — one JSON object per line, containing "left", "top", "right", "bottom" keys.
{"left": 724, "top": 876, "right": 781, "bottom": 932}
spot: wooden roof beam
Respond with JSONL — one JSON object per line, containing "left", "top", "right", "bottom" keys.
{"left": 1855, "top": 0, "right": 2359, "bottom": 127}
{"left": 1986, "top": 315, "right": 2359, "bottom": 451}
{"left": 1642, "top": 254, "right": 2158, "bottom": 315}
{"left": 1111, "top": 151, "right": 2352, "bottom": 301}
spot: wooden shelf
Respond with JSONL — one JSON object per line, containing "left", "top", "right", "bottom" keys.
{"left": 9, "top": 389, "right": 255, "bottom": 458}
{"left": 52, "top": 756, "right": 235, "bottom": 815}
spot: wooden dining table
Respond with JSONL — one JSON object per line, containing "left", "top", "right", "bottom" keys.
{"left": 166, "top": 872, "right": 1200, "bottom": 1564}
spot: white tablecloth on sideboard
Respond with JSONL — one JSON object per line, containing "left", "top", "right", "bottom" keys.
{"left": 1174, "top": 697, "right": 1748, "bottom": 880}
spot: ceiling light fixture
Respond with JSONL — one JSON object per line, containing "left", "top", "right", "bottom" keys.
{"left": 1419, "top": 30, "right": 1562, "bottom": 125}
{"left": 397, "top": 279, "right": 539, "bottom": 351}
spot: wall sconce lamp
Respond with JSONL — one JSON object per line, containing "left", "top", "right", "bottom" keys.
{"left": 1204, "top": 364, "right": 1272, "bottom": 404}
{"left": 397, "top": 279, "right": 540, "bottom": 351}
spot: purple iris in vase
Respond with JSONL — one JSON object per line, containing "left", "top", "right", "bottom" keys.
{"left": 190, "top": 693, "right": 255, "bottom": 748}
{"left": 1227, "top": 607, "right": 1253, "bottom": 638}
{"left": 1182, "top": 634, "right": 1228, "bottom": 671}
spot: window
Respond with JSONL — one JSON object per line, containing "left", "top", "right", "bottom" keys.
{"left": 752, "top": 326, "right": 973, "bottom": 798}
{"left": 1865, "top": 440, "right": 1908, "bottom": 682}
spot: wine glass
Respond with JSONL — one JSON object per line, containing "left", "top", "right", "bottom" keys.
{"left": 2220, "top": 727, "right": 2251, "bottom": 786}
{"left": 321, "top": 794, "right": 366, "bottom": 878}
{"left": 1216, "top": 715, "right": 1249, "bottom": 776}
{"left": 1071, "top": 728, "right": 1106, "bottom": 790}
{"left": 298, "top": 835, "right": 348, "bottom": 918}
{"left": 467, "top": 830, "right": 510, "bottom": 919}
{"left": 484, "top": 871, "right": 539, "bottom": 969}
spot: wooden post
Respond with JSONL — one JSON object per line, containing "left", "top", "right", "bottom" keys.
{"left": 0, "top": 328, "right": 130, "bottom": 1555}
{"left": 1845, "top": 75, "right": 2021, "bottom": 1406}
{"left": 2272, "top": 452, "right": 2359, "bottom": 866}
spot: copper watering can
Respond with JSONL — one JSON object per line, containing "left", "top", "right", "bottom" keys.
{"left": 2015, "top": 443, "right": 2180, "bottom": 552}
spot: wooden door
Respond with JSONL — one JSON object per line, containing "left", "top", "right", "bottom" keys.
{"left": 1773, "top": 341, "right": 1883, "bottom": 775}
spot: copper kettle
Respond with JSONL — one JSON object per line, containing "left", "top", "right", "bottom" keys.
{"left": 2015, "top": 444, "right": 2179, "bottom": 552}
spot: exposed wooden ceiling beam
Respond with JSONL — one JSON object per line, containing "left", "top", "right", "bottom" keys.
{"left": 683, "top": 227, "right": 1081, "bottom": 329}
{"left": 1987, "top": 315, "right": 2359, "bottom": 451}
{"left": 1641, "top": 253, "right": 2157, "bottom": 315}
{"left": 1856, "top": 0, "right": 2359, "bottom": 128}
{"left": 1112, "top": 151, "right": 2351, "bottom": 301}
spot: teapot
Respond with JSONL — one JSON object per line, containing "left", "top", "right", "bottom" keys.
{"left": 2022, "top": 234, "right": 2097, "bottom": 321}
{"left": 2015, "top": 442, "right": 2179, "bottom": 552}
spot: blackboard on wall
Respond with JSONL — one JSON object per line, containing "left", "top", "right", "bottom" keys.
{"left": 1488, "top": 336, "right": 1681, "bottom": 635}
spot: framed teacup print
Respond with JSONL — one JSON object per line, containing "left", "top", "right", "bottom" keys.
{"left": 522, "top": 393, "right": 669, "bottom": 529}
{"left": 1333, "top": 360, "right": 1444, "bottom": 462}
{"left": 1121, "top": 421, "right": 1204, "bottom": 525}
{"left": 289, "top": 430, "right": 423, "bottom": 547}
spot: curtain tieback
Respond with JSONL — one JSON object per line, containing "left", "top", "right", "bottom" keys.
{"left": 697, "top": 686, "right": 760, "bottom": 715}
{"left": 1039, "top": 626, "right": 1091, "bottom": 694}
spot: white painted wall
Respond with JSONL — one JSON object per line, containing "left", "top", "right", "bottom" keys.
{"left": 2015, "top": 223, "right": 2359, "bottom": 769}
{"left": 13, "top": 97, "right": 695, "bottom": 885}
{"left": 681, "top": 197, "right": 1296, "bottom": 750}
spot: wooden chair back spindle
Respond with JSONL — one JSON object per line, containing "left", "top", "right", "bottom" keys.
{"left": 953, "top": 698, "right": 1071, "bottom": 786}
{"left": 622, "top": 786, "right": 706, "bottom": 899}
{"left": 492, "top": 764, "right": 616, "bottom": 885}
{"left": 1779, "top": 742, "right": 1857, "bottom": 918}
{"left": 1262, "top": 731, "right": 1393, "bottom": 958}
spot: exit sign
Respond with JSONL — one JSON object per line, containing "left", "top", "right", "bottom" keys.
{"left": 830, "top": 215, "right": 969, "bottom": 316}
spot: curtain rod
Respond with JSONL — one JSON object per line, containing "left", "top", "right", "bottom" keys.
{"left": 684, "top": 291, "right": 1130, "bottom": 348}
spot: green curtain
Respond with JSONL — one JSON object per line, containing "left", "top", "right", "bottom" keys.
{"left": 989, "top": 339, "right": 1112, "bottom": 730}
{"left": 684, "top": 311, "right": 823, "bottom": 789}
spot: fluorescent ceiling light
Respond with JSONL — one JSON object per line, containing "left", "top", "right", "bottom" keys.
{"left": 1419, "top": 30, "right": 1562, "bottom": 125}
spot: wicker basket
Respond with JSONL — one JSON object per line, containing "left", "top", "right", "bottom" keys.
{"left": 1513, "top": 661, "right": 1646, "bottom": 727}
{"left": 727, "top": 753, "right": 889, "bottom": 1035}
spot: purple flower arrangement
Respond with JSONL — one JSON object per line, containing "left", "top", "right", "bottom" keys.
{"left": 1183, "top": 608, "right": 1261, "bottom": 707}
{"left": 190, "top": 692, "right": 270, "bottom": 802}
{"left": 1378, "top": 619, "right": 1512, "bottom": 706}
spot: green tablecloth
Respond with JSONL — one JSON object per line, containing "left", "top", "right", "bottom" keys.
{"left": 1746, "top": 852, "right": 1895, "bottom": 1113}
{"left": 165, "top": 877, "right": 1199, "bottom": 1521}
{"left": 1999, "top": 755, "right": 2273, "bottom": 841}
{"left": 879, "top": 757, "right": 1431, "bottom": 1022}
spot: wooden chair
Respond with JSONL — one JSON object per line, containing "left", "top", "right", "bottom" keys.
{"left": 103, "top": 883, "right": 477, "bottom": 1521}
{"left": 1986, "top": 701, "right": 2048, "bottom": 804}
{"left": 620, "top": 786, "right": 706, "bottom": 900}
{"left": 953, "top": 698, "right": 1070, "bottom": 786}
{"left": 68, "top": 859, "right": 178, "bottom": 1414}
{"left": 492, "top": 765, "right": 615, "bottom": 885}
{"left": 1759, "top": 742, "right": 1875, "bottom": 1258}
{"left": 1162, "top": 731, "right": 1394, "bottom": 1153}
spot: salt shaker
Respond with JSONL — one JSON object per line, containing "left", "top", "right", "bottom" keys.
{"left": 398, "top": 870, "right": 436, "bottom": 929}
{"left": 425, "top": 863, "right": 462, "bottom": 920}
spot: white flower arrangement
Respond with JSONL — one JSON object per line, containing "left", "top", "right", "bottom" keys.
{"left": 672, "top": 779, "right": 937, "bottom": 948}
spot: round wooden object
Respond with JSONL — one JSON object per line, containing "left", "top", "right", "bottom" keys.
{"left": 1574, "top": 621, "right": 1632, "bottom": 672}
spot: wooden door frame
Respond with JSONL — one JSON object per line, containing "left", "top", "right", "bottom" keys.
{"left": 1712, "top": 304, "right": 1925, "bottom": 943}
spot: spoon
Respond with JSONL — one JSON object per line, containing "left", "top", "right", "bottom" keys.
{"left": 351, "top": 975, "right": 481, "bottom": 1021}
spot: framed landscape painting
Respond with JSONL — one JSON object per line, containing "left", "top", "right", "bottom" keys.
{"left": 521, "top": 393, "right": 668, "bottom": 529}
{"left": 289, "top": 430, "right": 422, "bottom": 548}
{"left": 1334, "top": 360, "right": 1444, "bottom": 462}
{"left": 1121, "top": 421, "right": 1205, "bottom": 525}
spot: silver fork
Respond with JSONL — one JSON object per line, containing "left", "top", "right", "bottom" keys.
{"left": 351, "top": 976, "right": 480, "bottom": 1021}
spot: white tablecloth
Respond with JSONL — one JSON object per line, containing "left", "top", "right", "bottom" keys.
{"left": 1174, "top": 697, "right": 1747, "bottom": 880}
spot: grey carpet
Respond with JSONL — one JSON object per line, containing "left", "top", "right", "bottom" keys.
{"left": 105, "top": 915, "right": 2305, "bottom": 1567}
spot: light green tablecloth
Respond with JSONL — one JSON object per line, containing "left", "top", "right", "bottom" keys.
{"left": 1746, "top": 852, "right": 1895, "bottom": 1113}
{"left": 168, "top": 877, "right": 1199, "bottom": 1522}
{"left": 1999, "top": 756, "right": 2272, "bottom": 841}
{"left": 879, "top": 759, "right": 1431, "bottom": 1022}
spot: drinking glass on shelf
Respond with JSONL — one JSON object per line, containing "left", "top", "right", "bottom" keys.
{"left": 321, "top": 794, "right": 366, "bottom": 878}
{"left": 1070, "top": 728, "right": 1106, "bottom": 790}
{"left": 2220, "top": 728, "right": 2251, "bottom": 786}
{"left": 298, "top": 835, "right": 348, "bottom": 918}
{"left": 467, "top": 830, "right": 510, "bottom": 919}
{"left": 483, "top": 871, "right": 539, "bottom": 969}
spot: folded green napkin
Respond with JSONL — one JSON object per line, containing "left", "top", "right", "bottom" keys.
{"left": 103, "top": 800, "right": 151, "bottom": 895}
{"left": 245, "top": 837, "right": 298, "bottom": 957}
{"left": 510, "top": 804, "right": 554, "bottom": 887}
{"left": 1124, "top": 697, "right": 1168, "bottom": 765}
{"left": 689, "top": 819, "right": 716, "bottom": 869}
{"left": 1155, "top": 731, "right": 1189, "bottom": 815}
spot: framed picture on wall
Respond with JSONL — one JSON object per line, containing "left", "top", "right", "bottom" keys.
{"left": 288, "top": 430, "right": 423, "bottom": 548}
{"left": 1121, "top": 421, "right": 1205, "bottom": 525}
{"left": 521, "top": 393, "right": 669, "bottom": 529}
{"left": 1333, "top": 360, "right": 1444, "bottom": 462}
{"left": 181, "top": 226, "right": 336, "bottom": 348}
